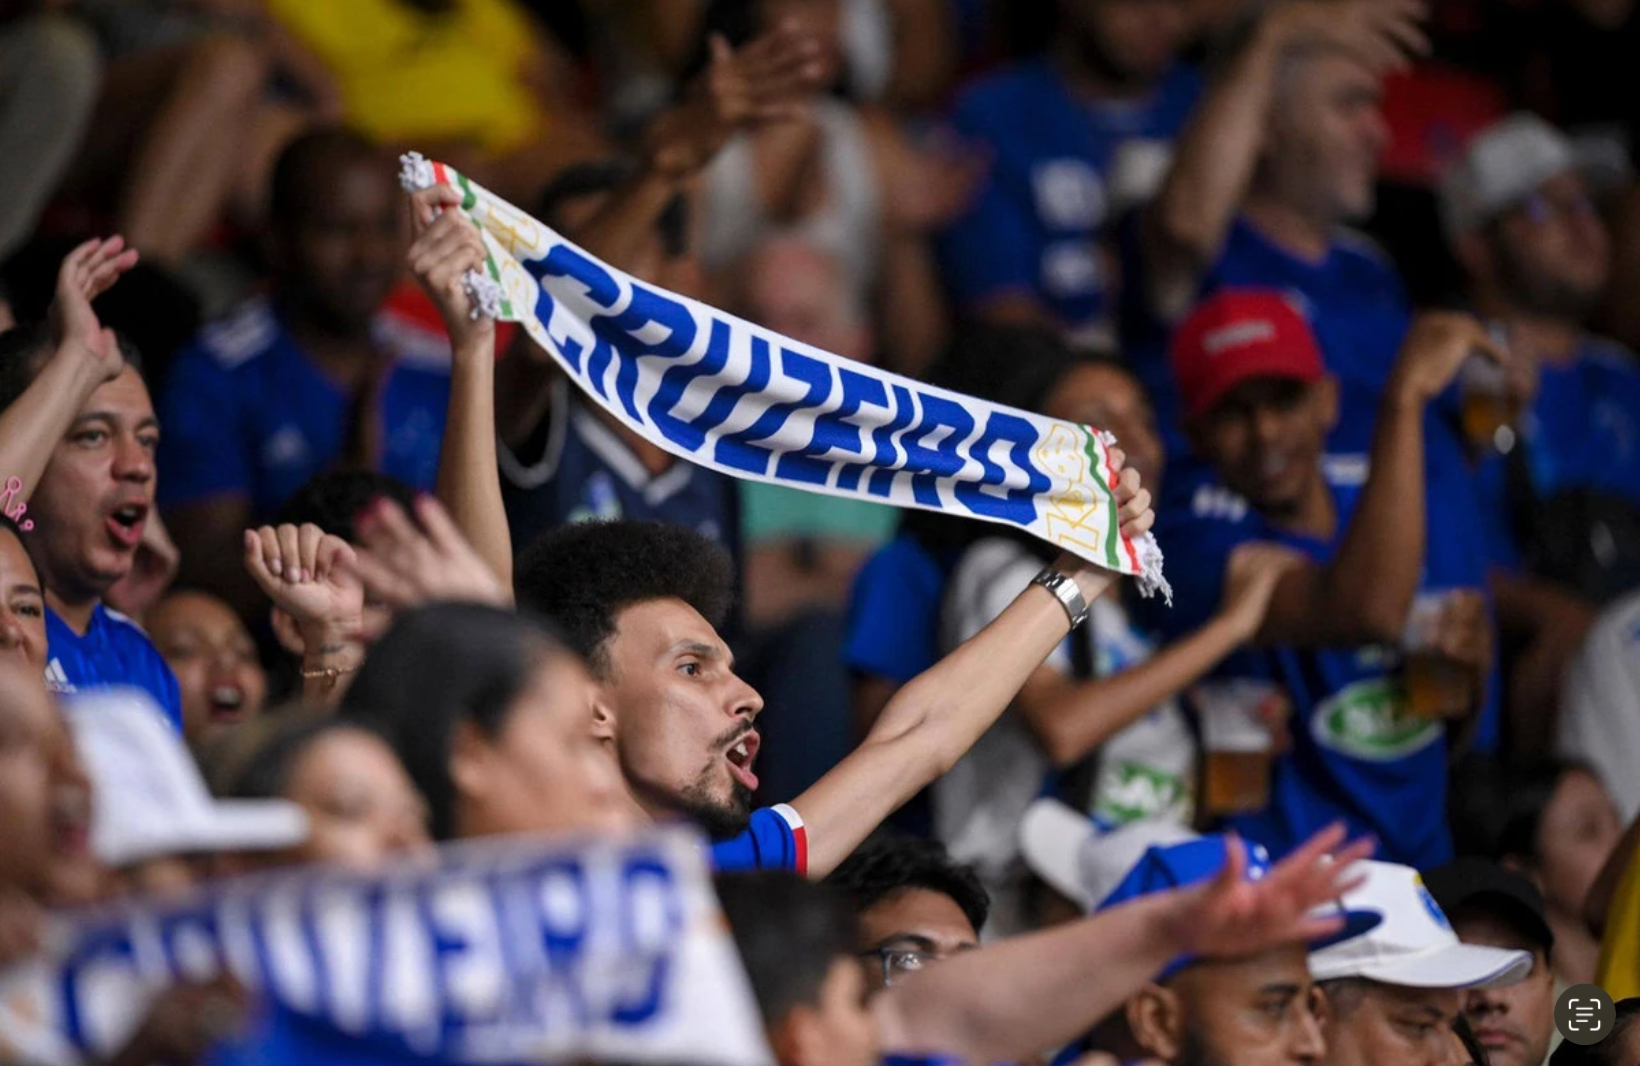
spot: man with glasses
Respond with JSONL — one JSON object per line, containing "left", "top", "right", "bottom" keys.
{"left": 827, "top": 832, "right": 989, "bottom": 992}
{"left": 1441, "top": 112, "right": 1640, "bottom": 748}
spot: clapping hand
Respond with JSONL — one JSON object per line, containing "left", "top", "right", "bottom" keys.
{"left": 243, "top": 522, "right": 365, "bottom": 645}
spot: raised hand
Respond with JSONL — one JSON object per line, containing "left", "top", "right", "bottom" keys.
{"left": 644, "top": 23, "right": 828, "bottom": 181}
{"left": 407, "top": 184, "right": 494, "bottom": 352}
{"left": 350, "top": 495, "right": 509, "bottom": 636}
{"left": 1221, "top": 542, "right": 1305, "bottom": 639}
{"left": 1175, "top": 823, "right": 1374, "bottom": 961}
{"left": 1271, "top": 0, "right": 1429, "bottom": 74}
{"left": 243, "top": 523, "right": 364, "bottom": 642}
{"left": 48, "top": 236, "right": 140, "bottom": 384}
{"left": 1390, "top": 312, "right": 1506, "bottom": 407}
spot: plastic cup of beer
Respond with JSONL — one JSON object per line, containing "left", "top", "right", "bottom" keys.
{"left": 1402, "top": 593, "right": 1476, "bottom": 720}
{"left": 1196, "top": 680, "right": 1278, "bottom": 816}
{"left": 1459, "top": 350, "right": 1517, "bottom": 454}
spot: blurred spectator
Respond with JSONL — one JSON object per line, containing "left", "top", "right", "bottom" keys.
{"left": 1311, "top": 860, "right": 1534, "bottom": 1066}
{"left": 0, "top": 514, "right": 47, "bottom": 673}
{"left": 65, "top": 688, "right": 308, "bottom": 899}
{"left": 66, "top": 0, "right": 335, "bottom": 266}
{"left": 0, "top": 657, "right": 97, "bottom": 910}
{"left": 1443, "top": 113, "right": 1640, "bottom": 744}
{"left": 937, "top": 0, "right": 1200, "bottom": 349}
{"left": 147, "top": 588, "right": 267, "bottom": 748}
{"left": 264, "top": 0, "right": 607, "bottom": 203}
{"left": 825, "top": 831, "right": 986, "bottom": 991}
{"left": 931, "top": 342, "right": 1297, "bottom": 931}
{"left": 343, "top": 602, "right": 640, "bottom": 840}
{"left": 1146, "top": 293, "right": 1497, "bottom": 867}
{"left": 1560, "top": 589, "right": 1640, "bottom": 821}
{"left": 160, "top": 130, "right": 451, "bottom": 619}
{"left": 1121, "top": 0, "right": 1425, "bottom": 455}
{"left": 1426, "top": 858, "right": 1559, "bottom": 1066}
{"left": 0, "top": 7, "right": 99, "bottom": 260}
{"left": 0, "top": 243, "right": 183, "bottom": 726}
{"left": 696, "top": 0, "right": 981, "bottom": 373}
{"left": 219, "top": 710, "right": 433, "bottom": 870}
{"left": 1448, "top": 756, "right": 1620, "bottom": 984}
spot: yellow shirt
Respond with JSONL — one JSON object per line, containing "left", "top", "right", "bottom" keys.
{"left": 1596, "top": 842, "right": 1640, "bottom": 999}
{"left": 268, "top": 0, "right": 544, "bottom": 154}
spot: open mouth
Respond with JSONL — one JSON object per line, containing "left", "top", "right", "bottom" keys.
{"left": 207, "top": 683, "right": 249, "bottom": 723}
{"left": 724, "top": 731, "right": 761, "bottom": 793}
{"left": 105, "top": 501, "right": 149, "bottom": 549}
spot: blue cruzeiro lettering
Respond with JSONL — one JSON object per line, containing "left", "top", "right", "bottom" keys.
{"left": 56, "top": 853, "right": 687, "bottom": 1057}
{"left": 520, "top": 240, "right": 1049, "bottom": 528}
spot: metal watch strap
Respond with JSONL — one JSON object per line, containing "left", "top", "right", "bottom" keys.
{"left": 1032, "top": 567, "right": 1090, "bottom": 629}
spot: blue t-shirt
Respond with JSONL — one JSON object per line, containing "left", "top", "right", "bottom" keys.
{"left": 158, "top": 298, "right": 452, "bottom": 521}
{"left": 1119, "top": 216, "right": 1412, "bottom": 456}
{"left": 499, "top": 380, "right": 738, "bottom": 558}
{"left": 1142, "top": 451, "right": 1499, "bottom": 868}
{"left": 939, "top": 59, "right": 1201, "bottom": 333}
{"left": 1475, "top": 337, "right": 1640, "bottom": 570}
{"left": 843, "top": 533, "right": 956, "bottom": 684}
{"left": 45, "top": 604, "right": 182, "bottom": 730}
{"left": 709, "top": 803, "right": 807, "bottom": 874}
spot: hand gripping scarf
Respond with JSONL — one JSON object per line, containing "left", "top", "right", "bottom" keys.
{"left": 400, "top": 154, "right": 1169, "bottom": 600}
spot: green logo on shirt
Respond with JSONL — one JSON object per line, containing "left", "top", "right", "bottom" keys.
{"left": 1311, "top": 678, "right": 1441, "bottom": 762}
{"left": 1096, "top": 761, "right": 1191, "bottom": 825}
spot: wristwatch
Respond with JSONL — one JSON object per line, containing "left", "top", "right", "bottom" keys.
{"left": 1031, "top": 566, "right": 1090, "bottom": 629}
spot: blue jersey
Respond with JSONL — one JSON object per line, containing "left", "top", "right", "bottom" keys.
{"left": 1142, "top": 452, "right": 1498, "bottom": 867}
{"left": 1119, "top": 216, "right": 1411, "bottom": 455}
{"left": 45, "top": 605, "right": 182, "bottom": 731}
{"left": 158, "top": 298, "right": 451, "bottom": 521}
{"left": 844, "top": 533, "right": 955, "bottom": 684}
{"left": 710, "top": 803, "right": 807, "bottom": 874}
{"left": 500, "top": 379, "right": 738, "bottom": 557}
{"left": 1475, "top": 337, "right": 1640, "bottom": 569}
{"left": 939, "top": 59, "right": 1201, "bottom": 334}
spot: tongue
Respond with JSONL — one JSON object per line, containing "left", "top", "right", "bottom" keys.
{"left": 106, "top": 515, "right": 142, "bottom": 549}
{"left": 727, "top": 755, "right": 759, "bottom": 793}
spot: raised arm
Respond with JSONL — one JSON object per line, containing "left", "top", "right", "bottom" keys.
{"left": 789, "top": 460, "right": 1154, "bottom": 878}
{"left": 1018, "top": 543, "right": 1300, "bottom": 767}
{"left": 1255, "top": 314, "right": 1499, "bottom": 647}
{"left": 1140, "top": 0, "right": 1426, "bottom": 321}
{"left": 875, "top": 824, "right": 1372, "bottom": 1064}
{"left": 495, "top": 23, "right": 825, "bottom": 450}
{"left": 407, "top": 184, "right": 511, "bottom": 589}
{"left": 0, "top": 238, "right": 137, "bottom": 497}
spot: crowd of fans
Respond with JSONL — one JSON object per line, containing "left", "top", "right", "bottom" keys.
{"left": 6, "top": 0, "right": 1640, "bottom": 1063}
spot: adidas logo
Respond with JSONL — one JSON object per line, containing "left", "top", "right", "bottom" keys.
{"left": 43, "top": 659, "right": 75, "bottom": 694}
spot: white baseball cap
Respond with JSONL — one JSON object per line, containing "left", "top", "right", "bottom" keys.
{"left": 1439, "top": 112, "right": 1622, "bottom": 242}
{"left": 1308, "top": 860, "right": 1533, "bottom": 989}
{"left": 1019, "top": 798, "right": 1198, "bottom": 911}
{"left": 65, "top": 689, "right": 309, "bottom": 867}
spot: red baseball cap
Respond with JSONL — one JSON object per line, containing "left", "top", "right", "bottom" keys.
{"left": 1170, "top": 289, "right": 1326, "bottom": 420}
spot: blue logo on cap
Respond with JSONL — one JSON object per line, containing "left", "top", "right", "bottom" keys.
{"left": 1415, "top": 877, "right": 1452, "bottom": 931}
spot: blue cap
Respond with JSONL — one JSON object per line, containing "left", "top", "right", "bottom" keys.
{"left": 1094, "top": 836, "right": 1382, "bottom": 979}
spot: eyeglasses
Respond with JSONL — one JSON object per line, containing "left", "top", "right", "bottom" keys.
{"left": 858, "top": 948, "right": 944, "bottom": 987}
